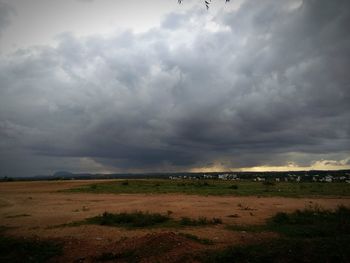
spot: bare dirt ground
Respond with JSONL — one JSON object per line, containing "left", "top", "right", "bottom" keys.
{"left": 1, "top": 180, "right": 349, "bottom": 262}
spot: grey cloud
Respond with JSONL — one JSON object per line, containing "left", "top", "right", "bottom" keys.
{"left": 0, "top": 0, "right": 350, "bottom": 176}
{"left": 75, "top": 0, "right": 95, "bottom": 2}
{"left": 0, "top": 1, "right": 14, "bottom": 37}
{"left": 161, "top": 12, "right": 188, "bottom": 29}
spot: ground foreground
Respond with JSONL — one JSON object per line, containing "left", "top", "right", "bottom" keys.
{"left": 0, "top": 180, "right": 349, "bottom": 262}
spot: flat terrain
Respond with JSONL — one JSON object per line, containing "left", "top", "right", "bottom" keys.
{"left": 66, "top": 179, "right": 350, "bottom": 197}
{"left": 0, "top": 180, "right": 349, "bottom": 262}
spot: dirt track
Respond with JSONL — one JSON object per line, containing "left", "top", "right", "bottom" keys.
{"left": 1, "top": 180, "right": 349, "bottom": 262}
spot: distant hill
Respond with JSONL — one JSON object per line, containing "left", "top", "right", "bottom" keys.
{"left": 52, "top": 171, "right": 74, "bottom": 177}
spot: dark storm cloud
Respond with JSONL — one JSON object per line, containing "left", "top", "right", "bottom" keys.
{"left": 0, "top": 0, "right": 350, "bottom": 176}
{"left": 0, "top": 1, "right": 14, "bottom": 36}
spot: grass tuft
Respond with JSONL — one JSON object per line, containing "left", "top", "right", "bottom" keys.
{"left": 65, "top": 180, "right": 350, "bottom": 197}
{"left": 178, "top": 233, "right": 214, "bottom": 245}
{"left": 179, "top": 216, "right": 222, "bottom": 226}
{"left": 5, "top": 214, "right": 31, "bottom": 218}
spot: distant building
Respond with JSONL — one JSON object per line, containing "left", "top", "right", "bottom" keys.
{"left": 325, "top": 176, "right": 333, "bottom": 183}
{"left": 254, "top": 177, "right": 265, "bottom": 182}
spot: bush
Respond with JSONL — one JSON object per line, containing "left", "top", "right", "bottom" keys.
{"left": 271, "top": 212, "right": 289, "bottom": 224}
{"left": 88, "top": 211, "right": 170, "bottom": 228}
{"left": 180, "top": 216, "right": 222, "bottom": 226}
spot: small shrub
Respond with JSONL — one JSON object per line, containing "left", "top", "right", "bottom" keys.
{"left": 198, "top": 217, "right": 209, "bottom": 224}
{"left": 237, "top": 203, "right": 254, "bottom": 211}
{"left": 228, "top": 185, "right": 238, "bottom": 189}
{"left": 212, "top": 218, "right": 223, "bottom": 224}
{"left": 271, "top": 212, "right": 289, "bottom": 224}
{"left": 227, "top": 214, "right": 240, "bottom": 218}
{"left": 5, "top": 214, "right": 31, "bottom": 218}
{"left": 179, "top": 216, "right": 222, "bottom": 226}
{"left": 121, "top": 181, "right": 129, "bottom": 186}
{"left": 180, "top": 217, "right": 194, "bottom": 226}
{"left": 178, "top": 233, "right": 214, "bottom": 245}
{"left": 88, "top": 211, "right": 170, "bottom": 228}
{"left": 167, "top": 210, "right": 173, "bottom": 216}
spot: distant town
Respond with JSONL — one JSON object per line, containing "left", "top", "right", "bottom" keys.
{"left": 1, "top": 169, "right": 350, "bottom": 183}
{"left": 169, "top": 171, "right": 350, "bottom": 183}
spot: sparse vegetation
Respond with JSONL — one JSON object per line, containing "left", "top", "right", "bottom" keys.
{"left": 178, "top": 233, "right": 214, "bottom": 245}
{"left": 262, "top": 181, "right": 275, "bottom": 186}
{"left": 65, "top": 180, "right": 350, "bottom": 197}
{"left": 179, "top": 216, "right": 222, "bottom": 226}
{"left": 227, "top": 214, "right": 240, "bottom": 218}
{"left": 268, "top": 205, "right": 350, "bottom": 238}
{"left": 200, "top": 237, "right": 350, "bottom": 263}
{"left": 121, "top": 180, "right": 129, "bottom": 186}
{"left": 87, "top": 211, "right": 171, "bottom": 228}
{"left": 237, "top": 203, "right": 255, "bottom": 211}
{"left": 219, "top": 206, "right": 350, "bottom": 263}
{"left": 0, "top": 232, "right": 62, "bottom": 263}
{"left": 228, "top": 205, "right": 350, "bottom": 237}
{"left": 54, "top": 211, "right": 223, "bottom": 229}
{"left": 5, "top": 214, "right": 31, "bottom": 218}
{"left": 228, "top": 184, "right": 238, "bottom": 189}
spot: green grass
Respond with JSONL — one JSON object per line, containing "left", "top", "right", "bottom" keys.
{"left": 227, "top": 205, "right": 350, "bottom": 238}
{"left": 215, "top": 206, "right": 350, "bottom": 263}
{"left": 64, "top": 180, "right": 350, "bottom": 197}
{"left": 268, "top": 205, "right": 350, "bottom": 238}
{"left": 0, "top": 235, "right": 62, "bottom": 263}
{"left": 53, "top": 211, "right": 223, "bottom": 229}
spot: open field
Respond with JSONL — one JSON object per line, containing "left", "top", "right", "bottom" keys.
{"left": 1, "top": 180, "right": 350, "bottom": 262}
{"left": 65, "top": 179, "right": 350, "bottom": 197}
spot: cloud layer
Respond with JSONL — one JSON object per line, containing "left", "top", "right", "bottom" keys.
{"left": 0, "top": 0, "right": 349, "bottom": 176}
{"left": 0, "top": 1, "right": 14, "bottom": 36}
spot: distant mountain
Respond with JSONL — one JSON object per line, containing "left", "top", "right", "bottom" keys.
{"left": 52, "top": 171, "right": 74, "bottom": 177}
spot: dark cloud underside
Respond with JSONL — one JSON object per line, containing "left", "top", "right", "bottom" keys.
{"left": 0, "top": 0, "right": 349, "bottom": 176}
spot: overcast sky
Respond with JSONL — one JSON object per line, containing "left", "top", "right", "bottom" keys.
{"left": 0, "top": 0, "right": 349, "bottom": 177}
